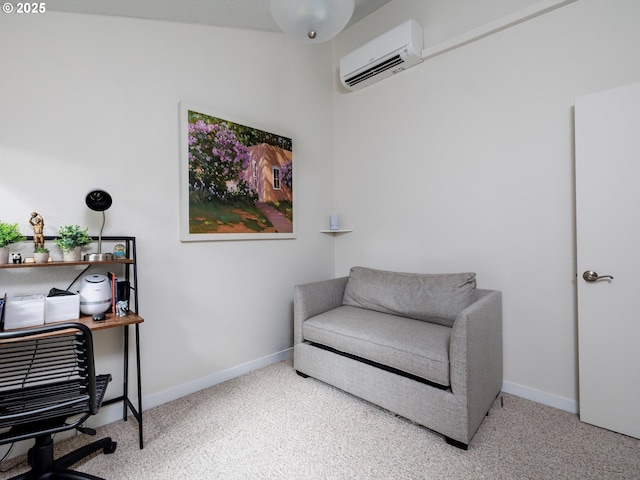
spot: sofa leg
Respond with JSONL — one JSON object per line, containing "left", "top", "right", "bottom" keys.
{"left": 295, "top": 370, "right": 310, "bottom": 379}
{"left": 445, "top": 436, "right": 468, "bottom": 450}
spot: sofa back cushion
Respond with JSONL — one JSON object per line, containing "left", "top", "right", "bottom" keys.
{"left": 342, "top": 267, "right": 476, "bottom": 327}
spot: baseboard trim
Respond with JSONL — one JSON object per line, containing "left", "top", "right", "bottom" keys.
{"left": 145, "top": 348, "right": 294, "bottom": 410}
{"left": 502, "top": 380, "right": 578, "bottom": 414}
{"left": 93, "top": 353, "right": 577, "bottom": 431}
{"left": 5, "top": 352, "right": 579, "bottom": 463}
{"left": 90, "top": 348, "right": 293, "bottom": 428}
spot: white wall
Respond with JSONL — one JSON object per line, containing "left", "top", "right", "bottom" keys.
{"left": 332, "top": 0, "right": 640, "bottom": 411}
{"left": 0, "top": 12, "right": 336, "bottom": 416}
{"left": 2, "top": 0, "right": 638, "bottom": 437}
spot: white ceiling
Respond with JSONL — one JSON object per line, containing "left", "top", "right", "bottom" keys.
{"left": 45, "top": 0, "right": 392, "bottom": 33}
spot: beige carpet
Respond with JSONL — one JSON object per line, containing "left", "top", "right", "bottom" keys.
{"left": 2, "top": 360, "right": 640, "bottom": 479}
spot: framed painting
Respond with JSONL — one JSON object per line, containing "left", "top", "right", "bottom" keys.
{"left": 179, "top": 102, "right": 295, "bottom": 241}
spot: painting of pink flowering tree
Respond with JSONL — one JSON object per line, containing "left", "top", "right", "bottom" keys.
{"left": 180, "top": 103, "right": 294, "bottom": 241}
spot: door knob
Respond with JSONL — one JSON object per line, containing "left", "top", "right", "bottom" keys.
{"left": 582, "top": 270, "right": 614, "bottom": 282}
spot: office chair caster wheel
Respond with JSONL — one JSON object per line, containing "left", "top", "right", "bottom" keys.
{"left": 104, "top": 441, "right": 117, "bottom": 454}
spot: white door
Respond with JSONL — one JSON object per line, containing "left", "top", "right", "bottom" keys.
{"left": 575, "top": 81, "right": 640, "bottom": 439}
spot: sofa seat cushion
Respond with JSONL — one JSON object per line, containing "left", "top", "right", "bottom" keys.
{"left": 302, "top": 305, "right": 452, "bottom": 387}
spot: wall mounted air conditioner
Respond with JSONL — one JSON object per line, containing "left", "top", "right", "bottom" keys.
{"left": 340, "top": 20, "right": 424, "bottom": 91}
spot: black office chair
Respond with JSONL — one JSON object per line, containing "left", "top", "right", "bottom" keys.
{"left": 0, "top": 322, "right": 117, "bottom": 480}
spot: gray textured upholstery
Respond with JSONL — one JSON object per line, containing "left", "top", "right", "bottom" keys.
{"left": 342, "top": 267, "right": 477, "bottom": 327}
{"left": 303, "top": 306, "right": 452, "bottom": 386}
{"left": 294, "top": 270, "right": 502, "bottom": 448}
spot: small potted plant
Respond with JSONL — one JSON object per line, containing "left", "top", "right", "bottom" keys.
{"left": 0, "top": 221, "right": 26, "bottom": 264}
{"left": 54, "top": 225, "right": 92, "bottom": 262}
{"left": 34, "top": 246, "right": 50, "bottom": 264}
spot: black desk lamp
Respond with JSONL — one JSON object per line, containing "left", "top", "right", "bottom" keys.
{"left": 84, "top": 189, "right": 113, "bottom": 261}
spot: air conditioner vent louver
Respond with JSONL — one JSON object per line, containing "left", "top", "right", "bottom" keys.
{"left": 344, "top": 54, "right": 404, "bottom": 88}
{"left": 340, "top": 20, "right": 423, "bottom": 91}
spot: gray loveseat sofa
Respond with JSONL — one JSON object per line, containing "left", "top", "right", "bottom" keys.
{"left": 293, "top": 267, "right": 502, "bottom": 449}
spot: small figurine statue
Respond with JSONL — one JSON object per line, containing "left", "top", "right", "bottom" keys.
{"left": 29, "top": 212, "right": 45, "bottom": 250}
{"left": 116, "top": 300, "right": 128, "bottom": 317}
{"left": 11, "top": 253, "right": 22, "bottom": 264}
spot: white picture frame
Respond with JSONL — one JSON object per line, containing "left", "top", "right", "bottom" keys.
{"left": 179, "top": 102, "right": 296, "bottom": 241}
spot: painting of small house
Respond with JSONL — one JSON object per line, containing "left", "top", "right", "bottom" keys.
{"left": 181, "top": 104, "right": 294, "bottom": 240}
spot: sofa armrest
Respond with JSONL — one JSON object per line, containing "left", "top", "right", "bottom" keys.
{"left": 294, "top": 277, "right": 349, "bottom": 345}
{"left": 449, "top": 289, "right": 503, "bottom": 410}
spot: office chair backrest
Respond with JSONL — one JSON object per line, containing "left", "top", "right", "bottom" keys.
{"left": 0, "top": 323, "right": 100, "bottom": 445}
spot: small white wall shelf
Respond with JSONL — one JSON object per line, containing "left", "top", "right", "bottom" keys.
{"left": 320, "top": 229, "right": 353, "bottom": 234}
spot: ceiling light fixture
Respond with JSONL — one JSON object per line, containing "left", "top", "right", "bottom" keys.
{"left": 270, "top": 0, "right": 355, "bottom": 44}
